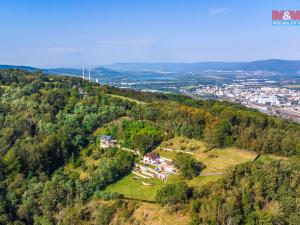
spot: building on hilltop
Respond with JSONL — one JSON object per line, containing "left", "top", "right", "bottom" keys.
{"left": 143, "top": 151, "right": 160, "bottom": 165}
{"left": 100, "top": 135, "right": 117, "bottom": 148}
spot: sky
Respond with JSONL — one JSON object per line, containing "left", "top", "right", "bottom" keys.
{"left": 0, "top": 0, "right": 300, "bottom": 67}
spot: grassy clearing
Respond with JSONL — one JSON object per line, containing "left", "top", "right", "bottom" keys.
{"left": 256, "top": 154, "right": 289, "bottom": 162}
{"left": 159, "top": 136, "right": 207, "bottom": 152}
{"left": 106, "top": 94, "right": 146, "bottom": 105}
{"left": 131, "top": 202, "right": 189, "bottom": 225}
{"left": 186, "top": 174, "right": 222, "bottom": 187}
{"left": 157, "top": 137, "right": 257, "bottom": 174}
{"left": 194, "top": 148, "right": 258, "bottom": 174}
{"left": 107, "top": 138, "right": 258, "bottom": 200}
{"left": 105, "top": 173, "right": 165, "bottom": 201}
{"left": 155, "top": 149, "right": 177, "bottom": 160}
{"left": 67, "top": 136, "right": 258, "bottom": 202}
{"left": 105, "top": 171, "right": 223, "bottom": 201}
{"left": 157, "top": 138, "right": 257, "bottom": 187}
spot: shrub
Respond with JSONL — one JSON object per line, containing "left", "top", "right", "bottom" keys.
{"left": 96, "top": 204, "right": 116, "bottom": 225}
{"left": 174, "top": 153, "right": 204, "bottom": 179}
{"left": 180, "top": 145, "right": 186, "bottom": 150}
{"left": 155, "top": 182, "right": 193, "bottom": 206}
{"left": 94, "top": 191, "right": 121, "bottom": 200}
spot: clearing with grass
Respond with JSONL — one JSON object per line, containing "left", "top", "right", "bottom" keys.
{"left": 105, "top": 137, "right": 258, "bottom": 201}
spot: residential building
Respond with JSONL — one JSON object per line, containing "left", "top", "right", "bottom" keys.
{"left": 100, "top": 135, "right": 117, "bottom": 148}
{"left": 143, "top": 151, "right": 160, "bottom": 165}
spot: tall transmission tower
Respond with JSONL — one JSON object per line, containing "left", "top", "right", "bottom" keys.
{"left": 82, "top": 66, "right": 85, "bottom": 80}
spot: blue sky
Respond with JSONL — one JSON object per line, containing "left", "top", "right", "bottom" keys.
{"left": 0, "top": 0, "right": 300, "bottom": 67}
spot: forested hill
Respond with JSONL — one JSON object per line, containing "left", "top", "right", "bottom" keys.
{"left": 0, "top": 69, "right": 300, "bottom": 224}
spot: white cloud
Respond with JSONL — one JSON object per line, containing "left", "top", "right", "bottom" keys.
{"left": 98, "top": 38, "right": 156, "bottom": 46}
{"left": 46, "top": 47, "right": 81, "bottom": 54}
{"left": 209, "top": 8, "right": 230, "bottom": 16}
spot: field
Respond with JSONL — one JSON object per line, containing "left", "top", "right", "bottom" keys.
{"left": 157, "top": 137, "right": 258, "bottom": 174}
{"left": 159, "top": 136, "right": 207, "bottom": 152}
{"left": 155, "top": 148, "right": 177, "bottom": 160}
{"left": 68, "top": 136, "right": 258, "bottom": 201}
{"left": 105, "top": 137, "right": 258, "bottom": 201}
{"left": 105, "top": 173, "right": 165, "bottom": 201}
{"left": 130, "top": 202, "right": 189, "bottom": 225}
{"left": 194, "top": 147, "right": 258, "bottom": 174}
{"left": 105, "top": 171, "right": 223, "bottom": 201}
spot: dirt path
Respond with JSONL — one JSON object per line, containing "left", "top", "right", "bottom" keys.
{"left": 200, "top": 172, "right": 224, "bottom": 176}
{"left": 158, "top": 147, "right": 194, "bottom": 155}
{"left": 117, "top": 145, "right": 141, "bottom": 155}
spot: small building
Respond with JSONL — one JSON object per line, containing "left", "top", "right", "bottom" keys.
{"left": 161, "top": 161, "right": 176, "bottom": 174}
{"left": 100, "top": 135, "right": 117, "bottom": 148}
{"left": 143, "top": 151, "right": 160, "bottom": 165}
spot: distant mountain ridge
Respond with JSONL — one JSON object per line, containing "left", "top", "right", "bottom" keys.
{"left": 0, "top": 65, "right": 39, "bottom": 71}
{"left": 1, "top": 59, "right": 300, "bottom": 74}
{"left": 104, "top": 62, "right": 245, "bottom": 72}
{"left": 104, "top": 59, "right": 300, "bottom": 73}
{"left": 243, "top": 59, "right": 300, "bottom": 72}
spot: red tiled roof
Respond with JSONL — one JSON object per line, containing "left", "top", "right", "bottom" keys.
{"left": 145, "top": 151, "right": 160, "bottom": 160}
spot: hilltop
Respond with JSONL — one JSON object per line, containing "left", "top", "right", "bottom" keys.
{"left": 2, "top": 59, "right": 300, "bottom": 74}
{"left": 104, "top": 59, "right": 300, "bottom": 73}
{"left": 0, "top": 65, "right": 39, "bottom": 71}
{"left": 0, "top": 69, "right": 300, "bottom": 224}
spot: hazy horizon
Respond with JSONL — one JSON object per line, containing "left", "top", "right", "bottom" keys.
{"left": 1, "top": 0, "right": 300, "bottom": 67}
{"left": 2, "top": 58, "right": 300, "bottom": 69}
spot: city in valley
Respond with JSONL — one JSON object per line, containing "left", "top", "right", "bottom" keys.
{"left": 43, "top": 64, "right": 300, "bottom": 123}
{"left": 188, "top": 82, "right": 300, "bottom": 123}
{"left": 2, "top": 1, "right": 300, "bottom": 224}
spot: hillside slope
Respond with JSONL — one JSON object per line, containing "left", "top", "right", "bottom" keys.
{"left": 0, "top": 69, "right": 299, "bottom": 224}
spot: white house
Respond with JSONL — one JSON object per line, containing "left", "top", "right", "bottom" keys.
{"left": 143, "top": 151, "right": 160, "bottom": 165}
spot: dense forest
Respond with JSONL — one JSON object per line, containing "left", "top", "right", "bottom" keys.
{"left": 0, "top": 69, "right": 300, "bottom": 224}
{"left": 156, "top": 159, "right": 300, "bottom": 225}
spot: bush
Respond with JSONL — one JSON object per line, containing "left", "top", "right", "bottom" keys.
{"left": 102, "top": 147, "right": 118, "bottom": 158}
{"left": 91, "top": 149, "right": 102, "bottom": 160}
{"left": 174, "top": 153, "right": 204, "bottom": 179}
{"left": 96, "top": 204, "right": 116, "bottom": 225}
{"left": 94, "top": 191, "right": 121, "bottom": 200}
{"left": 119, "top": 201, "right": 138, "bottom": 221}
{"left": 155, "top": 182, "right": 193, "bottom": 206}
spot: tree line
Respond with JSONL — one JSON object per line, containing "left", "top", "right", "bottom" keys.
{"left": 0, "top": 69, "right": 300, "bottom": 224}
